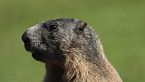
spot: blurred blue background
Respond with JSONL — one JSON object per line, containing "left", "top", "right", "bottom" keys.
{"left": 0, "top": 0, "right": 145, "bottom": 82}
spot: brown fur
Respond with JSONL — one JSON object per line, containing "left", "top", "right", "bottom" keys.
{"left": 44, "top": 39, "right": 122, "bottom": 82}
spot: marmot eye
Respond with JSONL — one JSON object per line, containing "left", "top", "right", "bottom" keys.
{"left": 49, "top": 24, "right": 57, "bottom": 31}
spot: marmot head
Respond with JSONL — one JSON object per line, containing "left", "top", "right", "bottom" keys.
{"left": 22, "top": 18, "right": 97, "bottom": 63}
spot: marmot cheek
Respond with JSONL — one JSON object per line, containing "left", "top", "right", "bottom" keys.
{"left": 59, "top": 39, "right": 71, "bottom": 49}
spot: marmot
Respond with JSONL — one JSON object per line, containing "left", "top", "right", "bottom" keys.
{"left": 22, "top": 18, "right": 122, "bottom": 82}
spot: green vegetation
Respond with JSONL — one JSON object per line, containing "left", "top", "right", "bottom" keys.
{"left": 0, "top": 0, "right": 145, "bottom": 82}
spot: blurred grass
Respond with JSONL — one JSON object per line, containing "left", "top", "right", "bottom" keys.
{"left": 0, "top": 0, "right": 145, "bottom": 82}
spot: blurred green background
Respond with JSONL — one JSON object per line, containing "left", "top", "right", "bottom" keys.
{"left": 0, "top": 0, "right": 145, "bottom": 82}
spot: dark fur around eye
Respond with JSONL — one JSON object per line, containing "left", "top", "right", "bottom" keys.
{"left": 42, "top": 23, "right": 48, "bottom": 28}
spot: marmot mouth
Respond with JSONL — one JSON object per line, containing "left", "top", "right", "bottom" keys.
{"left": 24, "top": 43, "right": 32, "bottom": 52}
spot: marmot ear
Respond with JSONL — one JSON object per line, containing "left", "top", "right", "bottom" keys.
{"left": 77, "top": 21, "right": 87, "bottom": 31}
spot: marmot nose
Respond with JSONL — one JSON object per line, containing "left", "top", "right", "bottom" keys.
{"left": 22, "top": 32, "right": 30, "bottom": 44}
